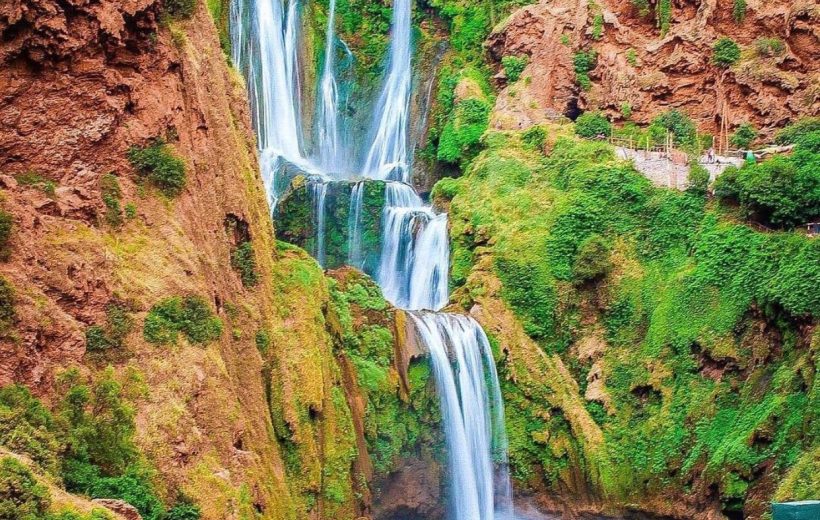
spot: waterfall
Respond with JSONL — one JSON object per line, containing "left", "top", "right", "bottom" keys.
{"left": 310, "top": 179, "right": 329, "bottom": 266}
{"left": 361, "top": 0, "right": 413, "bottom": 182}
{"left": 410, "top": 313, "right": 514, "bottom": 520}
{"left": 231, "top": 1, "right": 516, "bottom": 517}
{"left": 316, "top": 0, "right": 343, "bottom": 172}
{"left": 377, "top": 183, "right": 449, "bottom": 311}
{"left": 347, "top": 181, "right": 365, "bottom": 268}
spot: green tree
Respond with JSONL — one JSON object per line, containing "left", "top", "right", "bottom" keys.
{"left": 575, "top": 112, "right": 611, "bottom": 139}
{"left": 730, "top": 123, "right": 757, "bottom": 149}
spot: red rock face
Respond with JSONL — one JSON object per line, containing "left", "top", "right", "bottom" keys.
{"left": 486, "top": 0, "right": 819, "bottom": 140}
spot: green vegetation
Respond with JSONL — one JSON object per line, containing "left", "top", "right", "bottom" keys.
{"left": 626, "top": 48, "right": 638, "bottom": 66}
{"left": 501, "top": 55, "right": 528, "bottom": 82}
{"left": 0, "top": 369, "right": 184, "bottom": 520}
{"left": 0, "top": 456, "right": 50, "bottom": 519}
{"left": 0, "top": 278, "right": 14, "bottom": 338}
{"left": 231, "top": 241, "right": 259, "bottom": 287}
{"left": 775, "top": 117, "right": 820, "bottom": 145}
{"left": 143, "top": 296, "right": 223, "bottom": 345}
{"left": 574, "top": 112, "right": 611, "bottom": 139}
{"left": 437, "top": 96, "right": 492, "bottom": 165}
{"left": 85, "top": 304, "right": 133, "bottom": 352}
{"left": 591, "top": 12, "right": 604, "bottom": 40}
{"left": 573, "top": 51, "right": 597, "bottom": 91}
{"left": 754, "top": 37, "right": 785, "bottom": 57}
{"left": 439, "top": 126, "right": 819, "bottom": 513}
{"left": 164, "top": 0, "right": 196, "bottom": 19}
{"left": 521, "top": 125, "right": 547, "bottom": 152}
{"left": 713, "top": 37, "right": 741, "bottom": 68}
{"left": 715, "top": 128, "right": 820, "bottom": 228}
{"left": 100, "top": 174, "right": 123, "bottom": 228}
{"left": 127, "top": 140, "right": 187, "bottom": 198}
{"left": 648, "top": 109, "right": 697, "bottom": 147}
{"left": 0, "top": 209, "right": 12, "bottom": 262}
{"left": 620, "top": 102, "right": 632, "bottom": 120}
{"left": 730, "top": 122, "right": 757, "bottom": 149}
{"left": 15, "top": 173, "right": 56, "bottom": 197}
{"left": 657, "top": 0, "right": 671, "bottom": 35}
{"left": 733, "top": 0, "right": 747, "bottom": 23}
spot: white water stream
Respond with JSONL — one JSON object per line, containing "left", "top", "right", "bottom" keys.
{"left": 231, "top": 1, "right": 514, "bottom": 517}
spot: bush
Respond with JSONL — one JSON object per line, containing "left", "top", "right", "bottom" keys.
{"left": 649, "top": 109, "right": 697, "bottom": 147}
{"left": 165, "top": 503, "right": 201, "bottom": 520}
{"left": 592, "top": 13, "right": 604, "bottom": 40}
{"left": 733, "top": 0, "right": 746, "bottom": 22}
{"left": 522, "top": 125, "right": 547, "bottom": 151}
{"left": 230, "top": 242, "right": 258, "bottom": 287}
{"left": 501, "top": 55, "right": 528, "bottom": 82}
{"left": 0, "top": 278, "right": 14, "bottom": 337}
{"left": 657, "top": 0, "right": 671, "bottom": 35}
{"left": 775, "top": 117, "right": 820, "bottom": 145}
{"left": 712, "top": 37, "right": 741, "bottom": 67}
{"left": 85, "top": 305, "right": 133, "bottom": 352}
{"left": 254, "top": 330, "right": 271, "bottom": 356}
{"left": 127, "top": 140, "right": 186, "bottom": 197}
{"left": 100, "top": 174, "right": 123, "bottom": 228}
{"left": 573, "top": 51, "right": 597, "bottom": 90}
{"left": 730, "top": 123, "right": 757, "bottom": 149}
{"left": 687, "top": 163, "right": 711, "bottom": 195}
{"left": 0, "top": 210, "right": 12, "bottom": 262}
{"left": 0, "top": 386, "right": 62, "bottom": 475}
{"left": 164, "top": 0, "right": 196, "bottom": 18}
{"left": 0, "top": 457, "right": 50, "bottom": 520}
{"left": 715, "top": 135, "right": 820, "bottom": 227}
{"left": 436, "top": 98, "right": 491, "bottom": 164}
{"left": 573, "top": 235, "right": 612, "bottom": 283}
{"left": 575, "top": 112, "right": 611, "bottom": 139}
{"left": 431, "top": 177, "right": 462, "bottom": 202}
{"left": 143, "top": 296, "right": 223, "bottom": 345}
{"left": 754, "top": 37, "right": 785, "bottom": 57}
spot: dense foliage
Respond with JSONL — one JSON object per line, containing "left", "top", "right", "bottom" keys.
{"left": 230, "top": 241, "right": 259, "bottom": 287}
{"left": 574, "top": 112, "right": 611, "bottom": 139}
{"left": 730, "top": 122, "right": 757, "bottom": 149}
{"left": 715, "top": 129, "right": 820, "bottom": 228}
{"left": 0, "top": 209, "right": 12, "bottom": 262}
{"left": 438, "top": 127, "right": 820, "bottom": 515}
{"left": 501, "top": 55, "right": 528, "bottom": 82}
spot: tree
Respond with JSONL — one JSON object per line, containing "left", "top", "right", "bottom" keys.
{"left": 575, "top": 112, "right": 611, "bottom": 139}
{"left": 730, "top": 123, "right": 757, "bottom": 149}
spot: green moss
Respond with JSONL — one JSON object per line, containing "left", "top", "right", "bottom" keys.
{"left": 143, "top": 296, "right": 223, "bottom": 345}
{"left": 15, "top": 172, "right": 56, "bottom": 197}
{"left": 501, "top": 55, "right": 528, "bottom": 82}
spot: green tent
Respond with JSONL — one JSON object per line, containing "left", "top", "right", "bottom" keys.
{"left": 772, "top": 501, "right": 820, "bottom": 520}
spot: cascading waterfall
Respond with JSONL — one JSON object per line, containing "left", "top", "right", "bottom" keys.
{"left": 377, "top": 183, "right": 449, "bottom": 311}
{"left": 361, "top": 0, "right": 413, "bottom": 182}
{"left": 316, "top": 0, "right": 343, "bottom": 172}
{"left": 231, "top": 0, "right": 516, "bottom": 517}
{"left": 410, "top": 313, "right": 514, "bottom": 520}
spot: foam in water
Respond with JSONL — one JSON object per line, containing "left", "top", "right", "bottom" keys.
{"left": 310, "top": 179, "right": 329, "bottom": 266}
{"left": 377, "top": 183, "right": 449, "bottom": 311}
{"left": 361, "top": 0, "right": 413, "bottom": 181}
{"left": 316, "top": 0, "right": 343, "bottom": 172}
{"left": 410, "top": 313, "right": 513, "bottom": 520}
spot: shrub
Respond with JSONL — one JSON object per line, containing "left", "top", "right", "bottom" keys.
{"left": 0, "top": 278, "right": 14, "bottom": 337}
{"left": 733, "top": 0, "right": 746, "bottom": 23}
{"left": 522, "top": 125, "right": 547, "bottom": 151}
{"left": 754, "top": 37, "right": 785, "bottom": 57}
{"left": 166, "top": 503, "right": 201, "bottom": 520}
{"left": 86, "top": 305, "right": 133, "bottom": 352}
{"left": 626, "top": 49, "right": 638, "bottom": 66}
{"left": 143, "top": 296, "right": 223, "bottom": 345}
{"left": 124, "top": 203, "right": 137, "bottom": 220}
{"left": 573, "top": 235, "right": 612, "bottom": 283}
{"left": 712, "top": 37, "right": 741, "bottom": 67}
{"left": 592, "top": 13, "right": 604, "bottom": 40}
{"left": 431, "top": 177, "right": 462, "bottom": 202}
{"left": 649, "top": 109, "right": 697, "bottom": 147}
{"left": 575, "top": 112, "right": 611, "bottom": 139}
{"left": 230, "top": 241, "right": 258, "bottom": 287}
{"left": 775, "top": 117, "right": 820, "bottom": 145}
{"left": 164, "top": 0, "right": 196, "bottom": 18}
{"left": 657, "top": 0, "right": 672, "bottom": 35}
{"left": 730, "top": 123, "right": 757, "bottom": 149}
{"left": 254, "top": 330, "right": 271, "bottom": 356}
{"left": 0, "top": 210, "right": 11, "bottom": 262}
{"left": 715, "top": 135, "right": 820, "bottom": 227}
{"left": 127, "top": 140, "right": 186, "bottom": 197}
{"left": 501, "top": 55, "right": 528, "bottom": 82}
{"left": 436, "top": 98, "right": 491, "bottom": 164}
{"left": 0, "top": 456, "right": 50, "bottom": 520}
{"left": 573, "top": 51, "right": 597, "bottom": 91}
{"left": 687, "top": 163, "right": 710, "bottom": 195}
{"left": 100, "top": 174, "right": 123, "bottom": 228}
{"left": 620, "top": 102, "right": 633, "bottom": 119}
{"left": 0, "top": 386, "right": 62, "bottom": 475}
